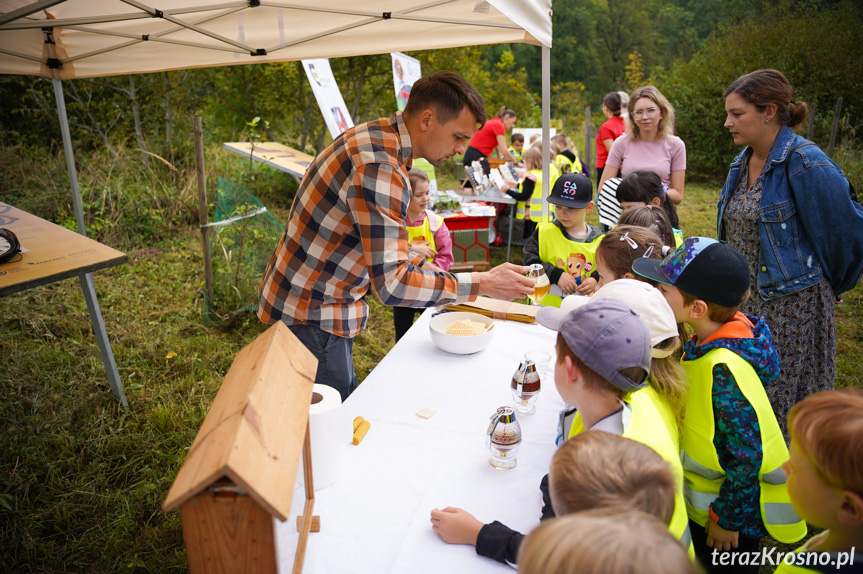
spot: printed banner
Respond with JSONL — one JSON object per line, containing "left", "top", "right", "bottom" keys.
{"left": 302, "top": 59, "right": 353, "bottom": 139}
{"left": 391, "top": 52, "right": 421, "bottom": 112}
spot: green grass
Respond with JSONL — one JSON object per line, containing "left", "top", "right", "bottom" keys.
{"left": 1, "top": 156, "right": 861, "bottom": 572}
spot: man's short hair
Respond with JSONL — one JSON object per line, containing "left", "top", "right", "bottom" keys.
{"left": 789, "top": 388, "right": 863, "bottom": 497}
{"left": 549, "top": 431, "right": 677, "bottom": 524}
{"left": 403, "top": 70, "right": 486, "bottom": 128}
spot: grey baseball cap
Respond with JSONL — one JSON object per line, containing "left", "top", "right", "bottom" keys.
{"left": 536, "top": 299, "right": 651, "bottom": 392}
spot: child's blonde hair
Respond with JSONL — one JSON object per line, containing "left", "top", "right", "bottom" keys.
{"left": 518, "top": 510, "right": 697, "bottom": 574}
{"left": 618, "top": 204, "right": 677, "bottom": 250}
{"left": 522, "top": 145, "right": 543, "bottom": 171}
{"left": 551, "top": 133, "right": 568, "bottom": 154}
{"left": 594, "top": 227, "right": 688, "bottom": 423}
{"left": 549, "top": 431, "right": 676, "bottom": 524}
{"left": 789, "top": 388, "right": 863, "bottom": 497}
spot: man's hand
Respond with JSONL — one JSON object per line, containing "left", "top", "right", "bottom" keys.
{"left": 705, "top": 517, "right": 739, "bottom": 551}
{"left": 557, "top": 273, "right": 578, "bottom": 295}
{"left": 576, "top": 276, "right": 598, "bottom": 295}
{"left": 476, "top": 263, "right": 534, "bottom": 300}
{"left": 430, "top": 507, "right": 483, "bottom": 546}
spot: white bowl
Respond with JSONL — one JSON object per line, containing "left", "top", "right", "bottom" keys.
{"left": 429, "top": 312, "right": 495, "bottom": 355}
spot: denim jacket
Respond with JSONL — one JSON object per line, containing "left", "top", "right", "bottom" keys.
{"left": 717, "top": 125, "right": 863, "bottom": 300}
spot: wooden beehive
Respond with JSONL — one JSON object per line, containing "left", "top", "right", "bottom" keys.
{"left": 163, "top": 321, "right": 319, "bottom": 573}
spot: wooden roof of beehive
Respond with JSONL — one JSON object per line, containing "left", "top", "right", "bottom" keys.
{"left": 162, "top": 321, "right": 317, "bottom": 520}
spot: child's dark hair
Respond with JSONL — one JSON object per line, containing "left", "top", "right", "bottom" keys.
{"left": 511, "top": 133, "right": 524, "bottom": 144}
{"left": 678, "top": 287, "right": 750, "bottom": 324}
{"left": 615, "top": 170, "right": 679, "bottom": 228}
{"left": 618, "top": 205, "right": 677, "bottom": 250}
{"left": 596, "top": 226, "right": 664, "bottom": 284}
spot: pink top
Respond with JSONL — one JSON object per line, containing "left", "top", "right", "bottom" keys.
{"left": 468, "top": 117, "right": 505, "bottom": 156}
{"left": 595, "top": 116, "right": 625, "bottom": 168}
{"left": 605, "top": 133, "right": 686, "bottom": 184}
{"left": 405, "top": 210, "right": 454, "bottom": 271}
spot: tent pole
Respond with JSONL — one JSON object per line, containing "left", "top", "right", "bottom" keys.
{"left": 51, "top": 75, "right": 129, "bottom": 408}
{"left": 541, "top": 45, "right": 550, "bottom": 222}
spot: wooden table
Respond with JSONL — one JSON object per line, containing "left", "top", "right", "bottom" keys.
{"left": 0, "top": 202, "right": 129, "bottom": 405}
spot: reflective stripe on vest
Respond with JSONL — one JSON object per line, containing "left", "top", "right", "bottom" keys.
{"left": 516, "top": 169, "right": 555, "bottom": 222}
{"left": 680, "top": 347, "right": 807, "bottom": 543}
{"left": 568, "top": 391, "right": 695, "bottom": 559}
{"left": 536, "top": 222, "right": 603, "bottom": 307}
{"left": 406, "top": 210, "right": 439, "bottom": 262}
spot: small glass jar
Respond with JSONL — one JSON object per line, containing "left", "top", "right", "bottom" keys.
{"left": 511, "top": 359, "right": 541, "bottom": 414}
{"left": 487, "top": 406, "right": 522, "bottom": 470}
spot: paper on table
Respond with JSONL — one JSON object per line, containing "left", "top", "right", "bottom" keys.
{"left": 446, "top": 296, "right": 539, "bottom": 323}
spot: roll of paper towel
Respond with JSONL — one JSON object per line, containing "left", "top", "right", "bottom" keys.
{"left": 298, "top": 384, "right": 350, "bottom": 490}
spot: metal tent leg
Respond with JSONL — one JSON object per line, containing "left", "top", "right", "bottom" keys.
{"left": 80, "top": 272, "right": 128, "bottom": 407}
{"left": 52, "top": 71, "right": 128, "bottom": 408}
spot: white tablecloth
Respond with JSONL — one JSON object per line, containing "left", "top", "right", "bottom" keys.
{"left": 277, "top": 308, "right": 563, "bottom": 573}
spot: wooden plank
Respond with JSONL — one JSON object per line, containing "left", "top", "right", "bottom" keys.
{"left": 181, "top": 489, "right": 277, "bottom": 574}
{"left": 223, "top": 142, "right": 315, "bottom": 179}
{"left": 163, "top": 322, "right": 317, "bottom": 520}
{"left": 0, "top": 202, "right": 127, "bottom": 297}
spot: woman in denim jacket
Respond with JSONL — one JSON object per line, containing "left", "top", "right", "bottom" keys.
{"left": 717, "top": 69, "right": 863, "bottom": 440}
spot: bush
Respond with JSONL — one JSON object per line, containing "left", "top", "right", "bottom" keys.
{"left": 657, "top": 0, "right": 863, "bottom": 181}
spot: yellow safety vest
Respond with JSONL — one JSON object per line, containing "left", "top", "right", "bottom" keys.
{"left": 680, "top": 348, "right": 807, "bottom": 543}
{"left": 406, "top": 210, "right": 441, "bottom": 262}
{"left": 673, "top": 228, "right": 684, "bottom": 248}
{"left": 555, "top": 153, "right": 584, "bottom": 176}
{"left": 515, "top": 169, "right": 555, "bottom": 223}
{"left": 536, "top": 222, "right": 603, "bottom": 307}
{"left": 772, "top": 543, "right": 838, "bottom": 573}
{"left": 642, "top": 385, "right": 681, "bottom": 453}
{"left": 568, "top": 391, "right": 694, "bottom": 557}
{"left": 508, "top": 146, "right": 523, "bottom": 162}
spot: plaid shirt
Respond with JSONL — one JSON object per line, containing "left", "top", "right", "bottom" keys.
{"left": 258, "top": 112, "right": 479, "bottom": 337}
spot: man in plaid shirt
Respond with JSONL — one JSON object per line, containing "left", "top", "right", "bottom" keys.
{"left": 259, "top": 71, "right": 534, "bottom": 400}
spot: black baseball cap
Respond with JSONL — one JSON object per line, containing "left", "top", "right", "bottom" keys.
{"left": 547, "top": 173, "right": 592, "bottom": 209}
{"left": 631, "top": 236, "right": 750, "bottom": 307}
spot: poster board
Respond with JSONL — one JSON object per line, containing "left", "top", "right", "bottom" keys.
{"left": 302, "top": 59, "right": 354, "bottom": 140}
{"left": 515, "top": 127, "right": 557, "bottom": 149}
{"left": 390, "top": 52, "right": 436, "bottom": 191}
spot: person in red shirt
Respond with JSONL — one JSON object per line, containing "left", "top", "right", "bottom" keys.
{"left": 595, "top": 92, "right": 626, "bottom": 189}
{"left": 462, "top": 106, "right": 518, "bottom": 186}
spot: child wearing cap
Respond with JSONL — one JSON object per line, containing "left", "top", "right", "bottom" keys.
{"left": 519, "top": 510, "right": 697, "bottom": 574}
{"left": 773, "top": 389, "right": 863, "bottom": 574}
{"left": 633, "top": 236, "right": 807, "bottom": 573}
{"left": 522, "top": 173, "right": 604, "bottom": 306}
{"left": 430, "top": 425, "right": 680, "bottom": 566}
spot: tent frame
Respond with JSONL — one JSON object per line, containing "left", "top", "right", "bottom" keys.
{"left": 2, "top": 0, "right": 552, "bottom": 407}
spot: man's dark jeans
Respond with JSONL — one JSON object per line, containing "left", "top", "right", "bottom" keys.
{"left": 289, "top": 324, "right": 359, "bottom": 401}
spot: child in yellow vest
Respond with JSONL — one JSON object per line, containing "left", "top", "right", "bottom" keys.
{"left": 633, "top": 237, "right": 807, "bottom": 573}
{"left": 523, "top": 173, "right": 602, "bottom": 306}
{"left": 508, "top": 133, "right": 524, "bottom": 164}
{"left": 430, "top": 427, "right": 680, "bottom": 567}
{"left": 519, "top": 510, "right": 697, "bottom": 574}
{"left": 505, "top": 145, "right": 546, "bottom": 239}
{"left": 773, "top": 389, "right": 863, "bottom": 573}
{"left": 551, "top": 133, "right": 586, "bottom": 176}
{"left": 392, "top": 168, "right": 453, "bottom": 342}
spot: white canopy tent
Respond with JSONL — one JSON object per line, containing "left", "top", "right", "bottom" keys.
{"left": 0, "top": 0, "right": 554, "bottom": 405}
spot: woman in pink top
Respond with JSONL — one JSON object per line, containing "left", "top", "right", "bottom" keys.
{"left": 462, "top": 107, "right": 518, "bottom": 184}
{"left": 599, "top": 86, "right": 687, "bottom": 205}
{"left": 595, "top": 91, "right": 627, "bottom": 189}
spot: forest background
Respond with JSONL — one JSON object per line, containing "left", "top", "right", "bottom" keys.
{"left": 1, "top": 0, "right": 862, "bottom": 571}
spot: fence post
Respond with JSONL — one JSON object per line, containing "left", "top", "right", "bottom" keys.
{"left": 584, "top": 106, "right": 592, "bottom": 171}
{"left": 195, "top": 117, "right": 215, "bottom": 305}
{"left": 827, "top": 97, "right": 842, "bottom": 157}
